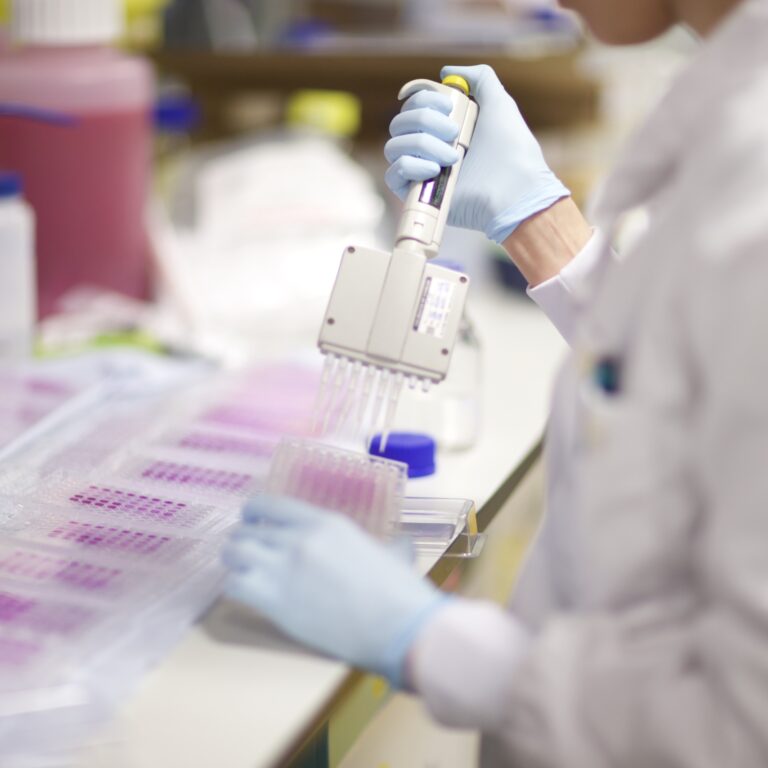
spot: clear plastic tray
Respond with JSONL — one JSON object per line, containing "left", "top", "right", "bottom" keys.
{"left": 0, "top": 540, "right": 160, "bottom": 602}
{"left": 33, "top": 482, "right": 227, "bottom": 531}
{"left": 137, "top": 437, "right": 275, "bottom": 486}
{"left": 115, "top": 457, "right": 261, "bottom": 504}
{"left": 400, "top": 497, "right": 484, "bottom": 559}
{"left": 0, "top": 632, "right": 62, "bottom": 694}
{"left": 197, "top": 403, "right": 312, "bottom": 438}
{"left": 170, "top": 427, "right": 278, "bottom": 457}
{"left": 0, "top": 585, "right": 107, "bottom": 641}
{"left": 12, "top": 517, "right": 213, "bottom": 569}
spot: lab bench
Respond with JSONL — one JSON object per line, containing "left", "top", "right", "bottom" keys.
{"left": 72, "top": 284, "right": 566, "bottom": 768}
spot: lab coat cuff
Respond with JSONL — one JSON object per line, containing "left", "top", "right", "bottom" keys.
{"left": 526, "top": 229, "right": 604, "bottom": 343}
{"left": 408, "top": 598, "right": 532, "bottom": 732}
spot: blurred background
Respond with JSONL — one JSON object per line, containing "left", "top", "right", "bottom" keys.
{"left": 0, "top": 4, "right": 700, "bottom": 765}
{"left": 0, "top": 0, "right": 695, "bottom": 367}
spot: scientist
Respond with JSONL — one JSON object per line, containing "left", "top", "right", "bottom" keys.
{"left": 223, "top": 0, "right": 768, "bottom": 764}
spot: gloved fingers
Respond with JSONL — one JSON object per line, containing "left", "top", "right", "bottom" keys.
{"left": 242, "top": 494, "right": 324, "bottom": 528}
{"left": 384, "top": 156, "right": 442, "bottom": 200}
{"left": 389, "top": 108, "right": 459, "bottom": 143}
{"left": 224, "top": 573, "right": 281, "bottom": 615}
{"left": 399, "top": 89, "right": 454, "bottom": 116}
{"left": 440, "top": 64, "right": 503, "bottom": 101}
{"left": 221, "top": 537, "right": 284, "bottom": 573}
{"left": 385, "top": 534, "right": 416, "bottom": 565}
{"left": 229, "top": 522, "right": 300, "bottom": 550}
{"left": 384, "top": 133, "right": 460, "bottom": 167}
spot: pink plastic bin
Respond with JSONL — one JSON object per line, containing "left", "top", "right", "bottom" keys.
{"left": 0, "top": 45, "right": 153, "bottom": 317}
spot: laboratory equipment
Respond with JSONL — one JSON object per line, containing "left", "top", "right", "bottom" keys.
{"left": 15, "top": 519, "right": 206, "bottom": 567}
{"left": 0, "top": 586, "right": 104, "bottom": 639}
{"left": 0, "top": 365, "right": 92, "bottom": 454}
{"left": 0, "top": 0, "right": 153, "bottom": 317}
{"left": 153, "top": 91, "right": 201, "bottom": 165}
{"left": 369, "top": 432, "right": 436, "bottom": 478}
{"left": 394, "top": 285, "right": 482, "bottom": 450}
{"left": 0, "top": 540, "right": 152, "bottom": 600}
{"left": 48, "top": 483, "right": 222, "bottom": 530}
{"left": 265, "top": 438, "right": 407, "bottom": 539}
{"left": 384, "top": 65, "right": 570, "bottom": 243}
{"left": 168, "top": 429, "right": 278, "bottom": 460}
{"left": 119, "top": 457, "right": 259, "bottom": 503}
{"left": 400, "top": 496, "right": 484, "bottom": 559}
{"left": 316, "top": 75, "right": 477, "bottom": 448}
{"left": 0, "top": 172, "right": 35, "bottom": 358}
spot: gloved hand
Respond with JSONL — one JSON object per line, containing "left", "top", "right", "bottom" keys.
{"left": 384, "top": 64, "right": 570, "bottom": 243}
{"left": 222, "top": 495, "right": 450, "bottom": 687}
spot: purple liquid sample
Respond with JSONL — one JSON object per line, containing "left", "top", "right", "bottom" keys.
{"left": 46, "top": 521, "right": 175, "bottom": 557}
{"left": 201, "top": 364, "right": 323, "bottom": 437}
{"left": 267, "top": 440, "right": 405, "bottom": 538}
{"left": 298, "top": 463, "right": 375, "bottom": 510}
{"left": 69, "top": 485, "right": 205, "bottom": 527}
{"left": 178, "top": 431, "right": 276, "bottom": 459}
{"left": 0, "top": 590, "right": 97, "bottom": 635}
{"left": 286, "top": 457, "right": 377, "bottom": 526}
{"left": 201, "top": 405, "right": 311, "bottom": 436}
{"left": 0, "top": 549, "right": 122, "bottom": 592}
{"left": 236, "top": 364, "right": 321, "bottom": 402}
{"left": 22, "top": 377, "right": 75, "bottom": 399}
{"left": 140, "top": 460, "right": 252, "bottom": 493}
{"left": 0, "top": 635, "right": 42, "bottom": 667}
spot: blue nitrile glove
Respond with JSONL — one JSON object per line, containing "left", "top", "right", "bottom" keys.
{"left": 384, "top": 64, "right": 570, "bottom": 243}
{"left": 222, "top": 495, "right": 450, "bottom": 687}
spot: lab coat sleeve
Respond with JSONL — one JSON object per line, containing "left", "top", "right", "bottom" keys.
{"left": 409, "top": 599, "right": 532, "bottom": 732}
{"left": 525, "top": 230, "right": 605, "bottom": 344}
{"left": 410, "top": 246, "right": 768, "bottom": 767}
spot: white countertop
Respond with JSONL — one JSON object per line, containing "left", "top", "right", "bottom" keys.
{"left": 74, "top": 285, "right": 566, "bottom": 768}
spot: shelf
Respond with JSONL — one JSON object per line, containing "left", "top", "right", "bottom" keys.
{"left": 150, "top": 48, "right": 600, "bottom": 140}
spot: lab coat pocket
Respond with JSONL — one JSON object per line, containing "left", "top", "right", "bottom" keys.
{"left": 576, "top": 382, "right": 658, "bottom": 506}
{"left": 573, "top": 383, "right": 670, "bottom": 606}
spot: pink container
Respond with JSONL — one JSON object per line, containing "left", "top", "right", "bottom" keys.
{"left": 0, "top": 44, "right": 153, "bottom": 316}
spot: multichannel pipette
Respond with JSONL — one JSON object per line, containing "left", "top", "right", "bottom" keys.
{"left": 316, "top": 75, "right": 478, "bottom": 448}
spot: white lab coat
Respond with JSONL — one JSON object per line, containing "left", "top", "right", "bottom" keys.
{"left": 410, "top": 1, "right": 768, "bottom": 765}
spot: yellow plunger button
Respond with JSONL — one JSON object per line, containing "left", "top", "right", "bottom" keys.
{"left": 441, "top": 74, "right": 470, "bottom": 96}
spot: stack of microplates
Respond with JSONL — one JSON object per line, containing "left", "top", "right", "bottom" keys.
{"left": 0, "top": 361, "right": 320, "bottom": 759}
{"left": 0, "top": 358, "right": 474, "bottom": 762}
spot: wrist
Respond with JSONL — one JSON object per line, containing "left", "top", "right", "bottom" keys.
{"left": 502, "top": 197, "right": 592, "bottom": 287}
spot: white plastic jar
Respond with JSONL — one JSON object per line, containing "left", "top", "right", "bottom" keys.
{"left": 0, "top": 172, "right": 36, "bottom": 358}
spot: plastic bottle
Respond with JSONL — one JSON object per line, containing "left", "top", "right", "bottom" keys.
{"left": 0, "top": 172, "right": 35, "bottom": 358}
{"left": 0, "top": 0, "right": 153, "bottom": 317}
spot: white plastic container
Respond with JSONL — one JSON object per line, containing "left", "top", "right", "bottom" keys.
{"left": 0, "top": 172, "right": 36, "bottom": 358}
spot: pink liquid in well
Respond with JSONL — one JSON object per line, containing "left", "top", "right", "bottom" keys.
{"left": 0, "top": 109, "right": 151, "bottom": 317}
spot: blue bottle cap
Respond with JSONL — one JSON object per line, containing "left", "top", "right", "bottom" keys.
{"left": 0, "top": 172, "right": 22, "bottom": 199}
{"left": 369, "top": 432, "right": 436, "bottom": 478}
{"left": 153, "top": 94, "right": 201, "bottom": 135}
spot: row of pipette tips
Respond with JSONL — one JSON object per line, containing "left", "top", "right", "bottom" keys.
{"left": 311, "top": 352, "right": 433, "bottom": 451}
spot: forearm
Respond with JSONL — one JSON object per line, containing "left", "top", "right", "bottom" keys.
{"left": 502, "top": 197, "right": 592, "bottom": 287}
